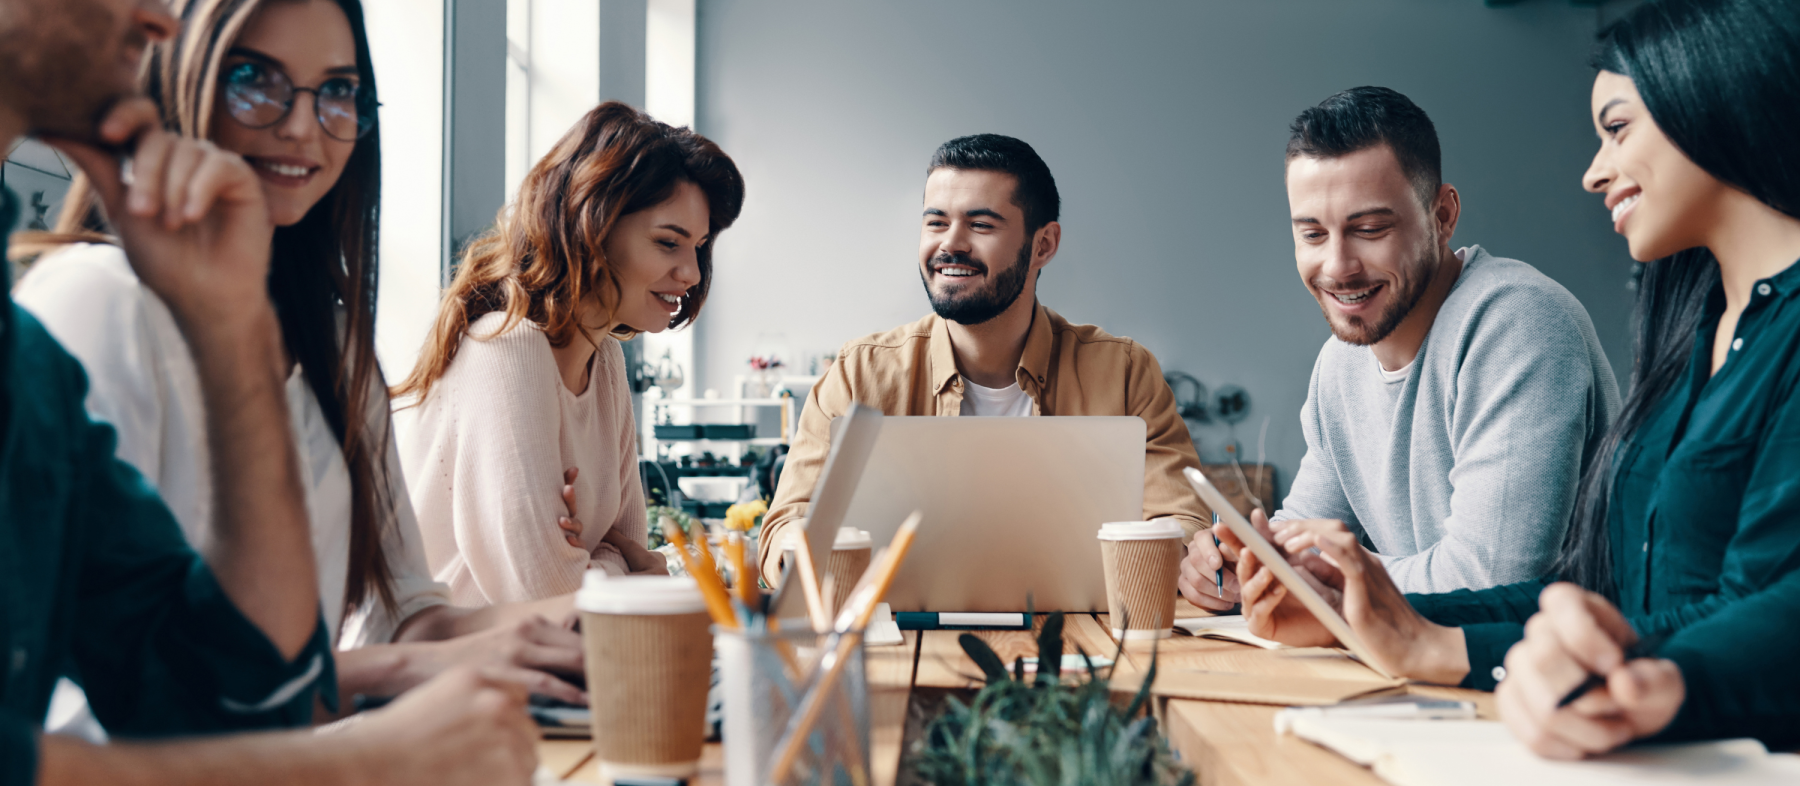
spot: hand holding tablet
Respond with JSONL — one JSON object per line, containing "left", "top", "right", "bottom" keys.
{"left": 1185, "top": 468, "right": 1474, "bottom": 685}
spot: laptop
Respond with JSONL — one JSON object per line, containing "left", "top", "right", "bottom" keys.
{"left": 836, "top": 416, "right": 1146, "bottom": 613}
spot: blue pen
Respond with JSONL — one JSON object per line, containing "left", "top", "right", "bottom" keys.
{"left": 1212, "top": 512, "right": 1223, "bottom": 596}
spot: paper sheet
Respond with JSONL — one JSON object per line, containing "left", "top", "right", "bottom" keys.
{"left": 1174, "top": 614, "right": 1288, "bottom": 649}
{"left": 1277, "top": 713, "right": 1800, "bottom": 786}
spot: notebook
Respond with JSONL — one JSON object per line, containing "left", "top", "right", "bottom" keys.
{"left": 1175, "top": 614, "right": 1288, "bottom": 650}
{"left": 1276, "top": 712, "right": 1800, "bottom": 786}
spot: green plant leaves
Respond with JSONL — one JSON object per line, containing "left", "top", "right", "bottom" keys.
{"left": 912, "top": 612, "right": 1191, "bottom": 785}
{"left": 959, "top": 633, "right": 1012, "bottom": 685}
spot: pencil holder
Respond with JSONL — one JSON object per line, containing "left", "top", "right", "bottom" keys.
{"left": 718, "top": 626, "right": 870, "bottom": 786}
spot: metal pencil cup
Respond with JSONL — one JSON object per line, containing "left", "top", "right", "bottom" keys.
{"left": 718, "top": 625, "right": 870, "bottom": 786}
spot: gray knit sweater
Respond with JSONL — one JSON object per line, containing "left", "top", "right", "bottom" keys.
{"left": 1274, "top": 246, "right": 1620, "bottom": 594}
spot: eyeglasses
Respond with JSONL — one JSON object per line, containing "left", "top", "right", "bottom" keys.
{"left": 220, "top": 61, "right": 378, "bottom": 142}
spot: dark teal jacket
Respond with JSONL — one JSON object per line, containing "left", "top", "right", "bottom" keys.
{"left": 1412, "top": 259, "right": 1800, "bottom": 747}
{"left": 0, "top": 189, "right": 332, "bottom": 785}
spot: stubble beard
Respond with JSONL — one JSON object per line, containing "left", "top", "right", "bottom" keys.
{"left": 920, "top": 240, "right": 1033, "bottom": 326}
{"left": 1318, "top": 240, "right": 1438, "bottom": 347}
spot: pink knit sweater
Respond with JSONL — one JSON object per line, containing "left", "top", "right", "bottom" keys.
{"left": 398, "top": 313, "right": 650, "bottom": 604}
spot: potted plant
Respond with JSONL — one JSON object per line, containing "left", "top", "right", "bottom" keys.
{"left": 909, "top": 612, "right": 1193, "bottom": 786}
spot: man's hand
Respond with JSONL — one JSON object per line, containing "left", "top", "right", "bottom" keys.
{"left": 46, "top": 98, "right": 275, "bottom": 332}
{"left": 352, "top": 668, "right": 539, "bottom": 786}
{"left": 1178, "top": 525, "right": 1242, "bottom": 611}
{"left": 1498, "top": 583, "right": 1684, "bottom": 759}
{"left": 1270, "top": 517, "right": 1468, "bottom": 684}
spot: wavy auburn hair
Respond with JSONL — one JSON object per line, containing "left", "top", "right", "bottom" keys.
{"left": 394, "top": 101, "right": 744, "bottom": 403}
{"left": 35, "top": 0, "right": 399, "bottom": 620}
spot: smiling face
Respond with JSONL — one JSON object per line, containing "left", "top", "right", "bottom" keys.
{"left": 1287, "top": 145, "right": 1446, "bottom": 346}
{"left": 918, "top": 168, "right": 1046, "bottom": 326}
{"left": 603, "top": 180, "right": 711, "bottom": 334}
{"left": 0, "top": 0, "right": 174, "bottom": 139}
{"left": 208, "top": 0, "right": 360, "bottom": 227}
{"left": 1581, "top": 71, "right": 1727, "bottom": 263}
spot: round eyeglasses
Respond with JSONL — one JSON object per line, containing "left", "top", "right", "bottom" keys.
{"left": 220, "top": 61, "right": 378, "bottom": 142}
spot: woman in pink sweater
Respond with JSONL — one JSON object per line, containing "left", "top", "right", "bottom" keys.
{"left": 395, "top": 103, "right": 745, "bottom": 604}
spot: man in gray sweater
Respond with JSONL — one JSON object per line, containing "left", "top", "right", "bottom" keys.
{"left": 1178, "top": 87, "right": 1619, "bottom": 604}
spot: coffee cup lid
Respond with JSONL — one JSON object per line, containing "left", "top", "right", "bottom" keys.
{"left": 1096, "top": 519, "right": 1185, "bottom": 541}
{"left": 833, "top": 527, "right": 872, "bottom": 550}
{"left": 575, "top": 570, "right": 707, "bottom": 615}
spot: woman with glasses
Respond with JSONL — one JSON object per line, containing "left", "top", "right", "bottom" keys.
{"left": 1225, "top": 0, "right": 1800, "bottom": 758}
{"left": 17, "top": 0, "right": 589, "bottom": 719}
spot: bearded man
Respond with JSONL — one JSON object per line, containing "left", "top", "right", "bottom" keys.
{"left": 1180, "top": 87, "right": 1621, "bottom": 606}
{"left": 758, "top": 134, "right": 1211, "bottom": 588}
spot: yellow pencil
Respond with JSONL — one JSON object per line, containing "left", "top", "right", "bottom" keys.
{"left": 790, "top": 535, "right": 832, "bottom": 633}
{"left": 664, "top": 516, "right": 739, "bottom": 630}
{"left": 771, "top": 511, "right": 923, "bottom": 783}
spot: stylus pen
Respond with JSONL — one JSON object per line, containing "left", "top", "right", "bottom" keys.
{"left": 1212, "top": 512, "right": 1224, "bottom": 597}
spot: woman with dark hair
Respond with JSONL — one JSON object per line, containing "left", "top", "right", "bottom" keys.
{"left": 1225, "top": 0, "right": 1800, "bottom": 757}
{"left": 393, "top": 101, "right": 745, "bottom": 603}
{"left": 18, "top": 0, "right": 591, "bottom": 716}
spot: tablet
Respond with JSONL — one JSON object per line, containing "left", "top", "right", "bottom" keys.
{"left": 1183, "top": 467, "right": 1397, "bottom": 680}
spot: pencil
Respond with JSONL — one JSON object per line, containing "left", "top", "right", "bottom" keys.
{"left": 772, "top": 512, "right": 923, "bottom": 783}
{"left": 663, "top": 516, "right": 739, "bottom": 630}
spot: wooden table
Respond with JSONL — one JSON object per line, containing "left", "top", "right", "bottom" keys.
{"left": 542, "top": 604, "right": 1491, "bottom": 785}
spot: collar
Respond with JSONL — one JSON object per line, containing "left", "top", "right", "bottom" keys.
{"left": 929, "top": 301, "right": 1055, "bottom": 394}
{"left": 1761, "top": 256, "right": 1800, "bottom": 299}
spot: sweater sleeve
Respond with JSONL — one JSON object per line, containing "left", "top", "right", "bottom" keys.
{"left": 441, "top": 326, "right": 593, "bottom": 603}
{"left": 1376, "top": 286, "right": 1612, "bottom": 594}
{"left": 1406, "top": 579, "right": 1546, "bottom": 690}
{"left": 1273, "top": 350, "right": 1360, "bottom": 528}
{"left": 341, "top": 403, "right": 452, "bottom": 647}
{"left": 14, "top": 244, "right": 172, "bottom": 489}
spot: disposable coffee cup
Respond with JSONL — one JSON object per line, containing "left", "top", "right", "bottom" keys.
{"left": 577, "top": 571, "right": 715, "bottom": 783}
{"left": 826, "top": 528, "right": 873, "bottom": 618}
{"left": 1097, "top": 519, "right": 1184, "bottom": 640}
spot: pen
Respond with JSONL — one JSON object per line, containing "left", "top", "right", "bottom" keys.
{"left": 1556, "top": 633, "right": 1667, "bottom": 708}
{"left": 1212, "top": 511, "right": 1223, "bottom": 597}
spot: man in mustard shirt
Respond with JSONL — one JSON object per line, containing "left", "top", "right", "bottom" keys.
{"left": 758, "top": 134, "right": 1216, "bottom": 603}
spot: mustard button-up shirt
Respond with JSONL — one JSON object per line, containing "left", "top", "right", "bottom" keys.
{"left": 758, "top": 302, "right": 1206, "bottom": 578}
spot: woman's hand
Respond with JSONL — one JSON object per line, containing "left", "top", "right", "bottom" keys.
{"left": 558, "top": 468, "right": 583, "bottom": 548}
{"left": 374, "top": 617, "right": 588, "bottom": 705}
{"left": 1498, "top": 583, "right": 1685, "bottom": 759}
{"left": 1244, "top": 516, "right": 1469, "bottom": 684}
{"left": 1223, "top": 510, "right": 1340, "bottom": 646}
{"left": 602, "top": 526, "right": 670, "bottom": 575}
{"left": 1178, "top": 525, "right": 1242, "bottom": 611}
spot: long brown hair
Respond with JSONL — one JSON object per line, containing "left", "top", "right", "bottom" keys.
{"left": 40, "top": 0, "right": 398, "bottom": 620}
{"left": 394, "top": 101, "right": 744, "bottom": 403}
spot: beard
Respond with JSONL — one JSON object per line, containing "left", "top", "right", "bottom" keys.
{"left": 1314, "top": 241, "right": 1437, "bottom": 347}
{"left": 919, "top": 240, "right": 1032, "bottom": 326}
{"left": 0, "top": 0, "right": 142, "bottom": 141}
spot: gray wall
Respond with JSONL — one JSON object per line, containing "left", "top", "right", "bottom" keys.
{"left": 693, "top": 0, "right": 1635, "bottom": 499}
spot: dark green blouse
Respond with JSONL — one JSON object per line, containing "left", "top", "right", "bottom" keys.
{"left": 0, "top": 189, "right": 332, "bottom": 785}
{"left": 1410, "top": 257, "right": 1800, "bottom": 746}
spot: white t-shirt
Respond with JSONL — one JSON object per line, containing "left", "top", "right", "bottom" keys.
{"left": 959, "top": 376, "right": 1035, "bottom": 417}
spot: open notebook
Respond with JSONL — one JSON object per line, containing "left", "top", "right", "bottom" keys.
{"left": 1277, "top": 712, "right": 1800, "bottom": 786}
{"left": 1175, "top": 614, "right": 1287, "bottom": 649}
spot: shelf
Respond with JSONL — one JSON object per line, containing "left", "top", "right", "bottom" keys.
{"left": 646, "top": 436, "right": 785, "bottom": 446}
{"left": 653, "top": 398, "right": 790, "bottom": 407}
